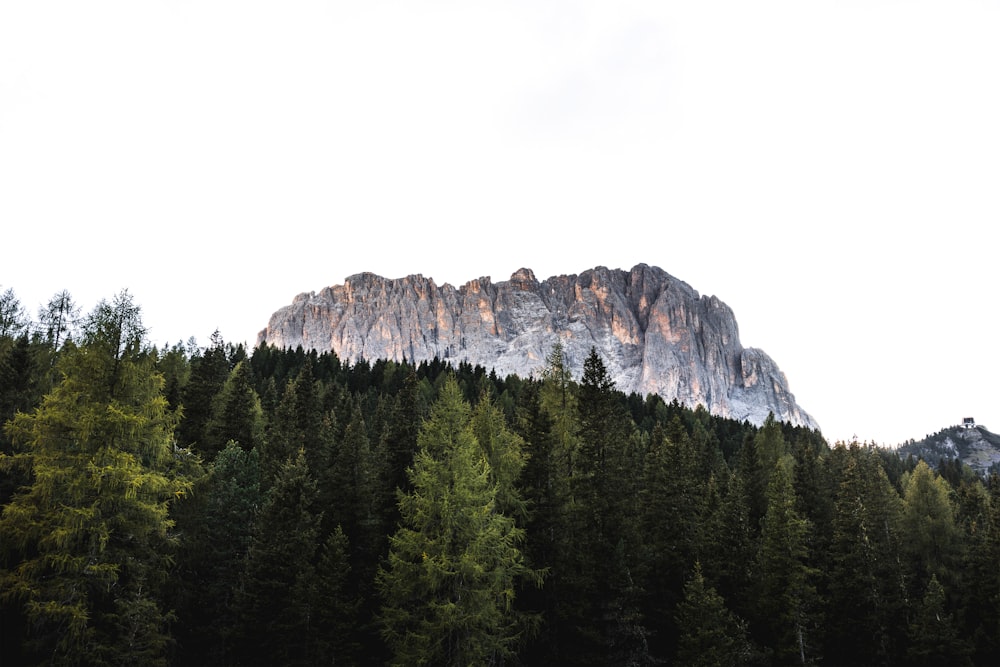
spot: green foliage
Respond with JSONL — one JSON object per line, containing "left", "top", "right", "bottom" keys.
{"left": 0, "top": 287, "right": 29, "bottom": 339}
{"left": 176, "top": 331, "right": 231, "bottom": 452}
{"left": 900, "top": 460, "right": 964, "bottom": 590}
{"left": 4, "top": 294, "right": 999, "bottom": 665}
{"left": 907, "top": 575, "right": 971, "bottom": 666}
{"left": 825, "top": 443, "right": 908, "bottom": 665}
{"left": 675, "top": 562, "right": 749, "bottom": 667}
{"left": 203, "top": 360, "right": 264, "bottom": 457}
{"left": 752, "top": 461, "right": 818, "bottom": 664}
{"left": 0, "top": 292, "right": 191, "bottom": 665}
{"left": 377, "top": 376, "right": 538, "bottom": 666}
{"left": 238, "top": 449, "right": 322, "bottom": 666}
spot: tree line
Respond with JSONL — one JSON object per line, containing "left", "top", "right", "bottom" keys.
{"left": 1, "top": 287, "right": 998, "bottom": 666}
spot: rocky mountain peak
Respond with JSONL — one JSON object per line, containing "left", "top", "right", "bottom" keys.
{"left": 258, "top": 264, "right": 819, "bottom": 430}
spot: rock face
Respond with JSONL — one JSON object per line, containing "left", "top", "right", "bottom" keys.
{"left": 258, "top": 264, "right": 819, "bottom": 429}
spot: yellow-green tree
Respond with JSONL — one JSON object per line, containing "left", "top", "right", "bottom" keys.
{"left": 377, "top": 375, "right": 537, "bottom": 666}
{"left": 0, "top": 290, "right": 193, "bottom": 665}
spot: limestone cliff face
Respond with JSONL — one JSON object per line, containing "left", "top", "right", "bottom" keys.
{"left": 258, "top": 264, "right": 819, "bottom": 429}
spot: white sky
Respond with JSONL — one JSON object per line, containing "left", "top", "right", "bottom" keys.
{"left": 2, "top": 1, "right": 998, "bottom": 447}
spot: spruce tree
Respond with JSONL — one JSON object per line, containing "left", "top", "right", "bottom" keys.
{"left": 176, "top": 330, "right": 230, "bottom": 451}
{"left": 825, "top": 443, "right": 907, "bottom": 665}
{"left": 203, "top": 360, "right": 265, "bottom": 458}
{"left": 907, "top": 574, "right": 971, "bottom": 667}
{"left": 752, "top": 461, "right": 817, "bottom": 664}
{"left": 237, "top": 449, "right": 322, "bottom": 666}
{"left": 674, "top": 562, "right": 748, "bottom": 667}
{"left": 377, "top": 376, "right": 537, "bottom": 666}
{"left": 900, "top": 460, "right": 963, "bottom": 593}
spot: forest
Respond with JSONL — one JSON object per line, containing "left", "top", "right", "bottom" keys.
{"left": 1, "top": 287, "right": 998, "bottom": 666}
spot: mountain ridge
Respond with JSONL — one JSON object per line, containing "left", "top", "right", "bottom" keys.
{"left": 258, "top": 263, "right": 819, "bottom": 430}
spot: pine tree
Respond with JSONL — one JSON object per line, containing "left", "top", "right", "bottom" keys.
{"left": 538, "top": 341, "right": 578, "bottom": 480}
{"left": 237, "top": 449, "right": 322, "bottom": 666}
{"left": 639, "top": 418, "right": 709, "bottom": 657}
{"left": 752, "top": 461, "right": 817, "bottom": 665}
{"left": 260, "top": 359, "right": 326, "bottom": 490}
{"left": 377, "top": 376, "right": 537, "bottom": 666}
{"left": 0, "top": 287, "right": 29, "bottom": 339}
{"left": 825, "top": 443, "right": 907, "bottom": 665}
{"left": 674, "top": 562, "right": 748, "bottom": 667}
{"left": 471, "top": 389, "right": 528, "bottom": 520}
{"left": 170, "top": 441, "right": 261, "bottom": 665}
{"left": 907, "top": 574, "right": 971, "bottom": 667}
{"left": 562, "top": 348, "right": 648, "bottom": 665}
{"left": 38, "top": 289, "right": 80, "bottom": 352}
{"left": 312, "top": 525, "right": 360, "bottom": 666}
{"left": 203, "top": 360, "right": 265, "bottom": 458}
{"left": 176, "top": 331, "right": 230, "bottom": 451}
{"left": 0, "top": 291, "right": 192, "bottom": 665}
{"left": 900, "top": 460, "right": 963, "bottom": 593}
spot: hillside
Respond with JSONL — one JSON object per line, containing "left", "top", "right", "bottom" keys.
{"left": 897, "top": 422, "right": 1000, "bottom": 476}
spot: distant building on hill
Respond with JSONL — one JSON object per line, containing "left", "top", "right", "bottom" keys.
{"left": 962, "top": 417, "right": 976, "bottom": 428}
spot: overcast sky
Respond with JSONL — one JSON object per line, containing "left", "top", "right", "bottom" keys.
{"left": 2, "top": 1, "right": 997, "bottom": 447}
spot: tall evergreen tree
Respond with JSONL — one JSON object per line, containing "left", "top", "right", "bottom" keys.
{"left": 170, "top": 442, "right": 261, "bottom": 665}
{"left": 471, "top": 389, "right": 528, "bottom": 520}
{"left": 260, "top": 359, "right": 326, "bottom": 490}
{"left": 202, "top": 360, "right": 265, "bottom": 458}
{"left": 752, "top": 461, "right": 817, "bottom": 665}
{"left": 900, "top": 460, "right": 963, "bottom": 593}
{"left": 907, "top": 574, "right": 971, "bottom": 667}
{"left": 561, "top": 348, "right": 648, "bottom": 665}
{"left": 312, "top": 525, "right": 361, "bottom": 666}
{"left": 825, "top": 443, "right": 907, "bottom": 666}
{"left": 639, "top": 419, "right": 709, "bottom": 658}
{"left": 237, "top": 449, "right": 322, "bottom": 666}
{"left": 377, "top": 376, "right": 537, "bottom": 666}
{"left": 0, "top": 291, "right": 192, "bottom": 665}
{"left": 177, "top": 331, "right": 230, "bottom": 452}
{"left": 0, "top": 287, "right": 29, "bottom": 339}
{"left": 674, "top": 562, "right": 749, "bottom": 667}
{"left": 38, "top": 289, "right": 80, "bottom": 352}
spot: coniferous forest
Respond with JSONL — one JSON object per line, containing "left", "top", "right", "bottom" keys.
{"left": 1, "top": 288, "right": 999, "bottom": 666}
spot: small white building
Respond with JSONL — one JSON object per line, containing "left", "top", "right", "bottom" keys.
{"left": 962, "top": 417, "right": 975, "bottom": 428}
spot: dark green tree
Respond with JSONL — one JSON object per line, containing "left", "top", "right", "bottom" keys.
{"left": 907, "top": 574, "right": 971, "bottom": 667}
{"left": 640, "top": 418, "right": 710, "bottom": 658}
{"left": 38, "top": 289, "right": 80, "bottom": 352}
{"left": 752, "top": 461, "right": 817, "bottom": 665}
{"left": 312, "top": 525, "right": 360, "bottom": 666}
{"left": 0, "top": 287, "right": 29, "bottom": 339}
{"left": 825, "top": 443, "right": 907, "bottom": 666}
{"left": 900, "top": 460, "right": 963, "bottom": 592}
{"left": 170, "top": 441, "right": 261, "bottom": 665}
{"left": 176, "top": 330, "right": 230, "bottom": 452}
{"left": 260, "top": 359, "right": 326, "bottom": 490}
{"left": 561, "top": 347, "right": 648, "bottom": 665}
{"left": 203, "top": 360, "right": 264, "bottom": 458}
{"left": 237, "top": 449, "right": 322, "bottom": 666}
{"left": 674, "top": 562, "right": 749, "bottom": 667}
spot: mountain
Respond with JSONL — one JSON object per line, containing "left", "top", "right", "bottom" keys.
{"left": 258, "top": 263, "right": 819, "bottom": 429}
{"left": 896, "top": 422, "right": 1000, "bottom": 476}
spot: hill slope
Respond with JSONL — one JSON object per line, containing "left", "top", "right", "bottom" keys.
{"left": 897, "top": 423, "right": 1000, "bottom": 476}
